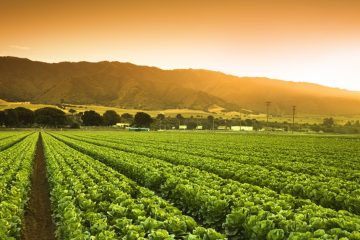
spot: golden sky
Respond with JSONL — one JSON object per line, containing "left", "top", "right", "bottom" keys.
{"left": 1, "top": 0, "right": 360, "bottom": 90}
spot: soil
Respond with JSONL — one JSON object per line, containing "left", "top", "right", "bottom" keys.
{"left": 21, "top": 133, "right": 56, "bottom": 240}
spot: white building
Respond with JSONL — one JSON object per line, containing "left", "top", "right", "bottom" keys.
{"left": 196, "top": 125, "right": 203, "bottom": 130}
{"left": 241, "top": 126, "right": 253, "bottom": 131}
{"left": 115, "top": 123, "right": 130, "bottom": 128}
{"left": 231, "top": 126, "right": 241, "bottom": 131}
{"left": 231, "top": 126, "right": 253, "bottom": 131}
{"left": 179, "top": 125, "right": 187, "bottom": 130}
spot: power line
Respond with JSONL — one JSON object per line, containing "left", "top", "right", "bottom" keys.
{"left": 265, "top": 101, "right": 271, "bottom": 127}
{"left": 292, "top": 105, "right": 296, "bottom": 132}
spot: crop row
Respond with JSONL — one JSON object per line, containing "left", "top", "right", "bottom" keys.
{"left": 42, "top": 133, "right": 224, "bottom": 239}
{"left": 84, "top": 132, "right": 360, "bottom": 171}
{"left": 60, "top": 133, "right": 360, "bottom": 214}
{"left": 50, "top": 132, "right": 360, "bottom": 240}
{"left": 69, "top": 132, "right": 360, "bottom": 183}
{"left": 89, "top": 133, "right": 360, "bottom": 181}
{"left": 0, "top": 132, "right": 19, "bottom": 140}
{"left": 0, "top": 133, "right": 37, "bottom": 238}
{"left": 0, "top": 132, "right": 32, "bottom": 151}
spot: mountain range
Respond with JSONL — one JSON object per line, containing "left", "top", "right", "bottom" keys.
{"left": 1, "top": 56, "right": 360, "bottom": 115}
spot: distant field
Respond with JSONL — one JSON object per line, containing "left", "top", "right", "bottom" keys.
{"left": 1, "top": 100, "right": 359, "bottom": 124}
{"left": 1, "top": 131, "right": 360, "bottom": 239}
{"left": 0, "top": 100, "right": 224, "bottom": 117}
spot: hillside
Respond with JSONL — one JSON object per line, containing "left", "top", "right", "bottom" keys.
{"left": 1, "top": 56, "right": 360, "bottom": 115}
{"left": 0, "top": 99, "right": 8, "bottom": 105}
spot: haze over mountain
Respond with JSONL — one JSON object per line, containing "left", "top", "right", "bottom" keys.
{"left": 1, "top": 56, "right": 360, "bottom": 115}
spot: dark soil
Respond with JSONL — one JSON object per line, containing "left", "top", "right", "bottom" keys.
{"left": 21, "top": 133, "right": 56, "bottom": 240}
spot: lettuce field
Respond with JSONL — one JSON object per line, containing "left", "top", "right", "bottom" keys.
{"left": 0, "top": 131, "right": 360, "bottom": 240}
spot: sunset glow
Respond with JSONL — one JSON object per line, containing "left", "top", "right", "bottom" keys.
{"left": 1, "top": 0, "right": 360, "bottom": 90}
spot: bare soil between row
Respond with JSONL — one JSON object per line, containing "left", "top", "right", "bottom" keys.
{"left": 21, "top": 133, "right": 55, "bottom": 240}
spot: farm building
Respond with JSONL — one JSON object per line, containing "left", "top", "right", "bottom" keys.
{"left": 231, "top": 126, "right": 254, "bottom": 131}
{"left": 196, "top": 125, "right": 203, "bottom": 130}
{"left": 179, "top": 125, "right": 187, "bottom": 130}
{"left": 241, "top": 126, "right": 253, "bottom": 131}
{"left": 115, "top": 123, "right": 130, "bottom": 128}
{"left": 217, "top": 126, "right": 227, "bottom": 130}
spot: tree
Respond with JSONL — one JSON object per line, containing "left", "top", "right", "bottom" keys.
{"left": 323, "top": 117, "right": 335, "bottom": 128}
{"left": 69, "top": 109, "right": 77, "bottom": 115}
{"left": 82, "top": 110, "right": 103, "bottom": 126}
{"left": 0, "top": 108, "right": 34, "bottom": 127}
{"left": 66, "top": 112, "right": 81, "bottom": 129}
{"left": 156, "top": 114, "right": 166, "bottom": 130}
{"left": 133, "top": 112, "right": 153, "bottom": 128}
{"left": 176, "top": 114, "right": 184, "bottom": 127}
{"left": 14, "top": 107, "right": 34, "bottom": 126}
{"left": 4, "top": 109, "right": 19, "bottom": 127}
{"left": 34, "top": 107, "right": 67, "bottom": 127}
{"left": 68, "top": 118, "right": 81, "bottom": 128}
{"left": 244, "top": 118, "right": 253, "bottom": 126}
{"left": 187, "top": 121, "right": 197, "bottom": 130}
{"left": 121, "top": 113, "right": 133, "bottom": 123}
{"left": 0, "top": 111, "right": 5, "bottom": 126}
{"left": 176, "top": 114, "right": 184, "bottom": 120}
{"left": 207, "top": 115, "right": 214, "bottom": 130}
{"left": 345, "top": 121, "right": 352, "bottom": 127}
{"left": 156, "top": 113, "right": 165, "bottom": 120}
{"left": 103, "top": 110, "right": 120, "bottom": 126}
{"left": 252, "top": 119, "right": 263, "bottom": 131}
{"left": 355, "top": 120, "right": 360, "bottom": 127}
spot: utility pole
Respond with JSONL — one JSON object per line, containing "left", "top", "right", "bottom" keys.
{"left": 265, "top": 101, "right": 271, "bottom": 128}
{"left": 292, "top": 105, "right": 296, "bottom": 133}
{"left": 212, "top": 117, "right": 215, "bottom": 130}
{"left": 239, "top": 112, "right": 242, "bottom": 131}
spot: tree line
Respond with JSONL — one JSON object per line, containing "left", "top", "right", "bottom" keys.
{"left": 0, "top": 107, "right": 359, "bottom": 133}
{"left": 0, "top": 107, "right": 263, "bottom": 129}
{"left": 0, "top": 107, "right": 147, "bottom": 128}
{"left": 0, "top": 107, "right": 66, "bottom": 127}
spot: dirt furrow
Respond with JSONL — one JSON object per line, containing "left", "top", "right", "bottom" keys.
{"left": 21, "top": 133, "right": 55, "bottom": 240}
